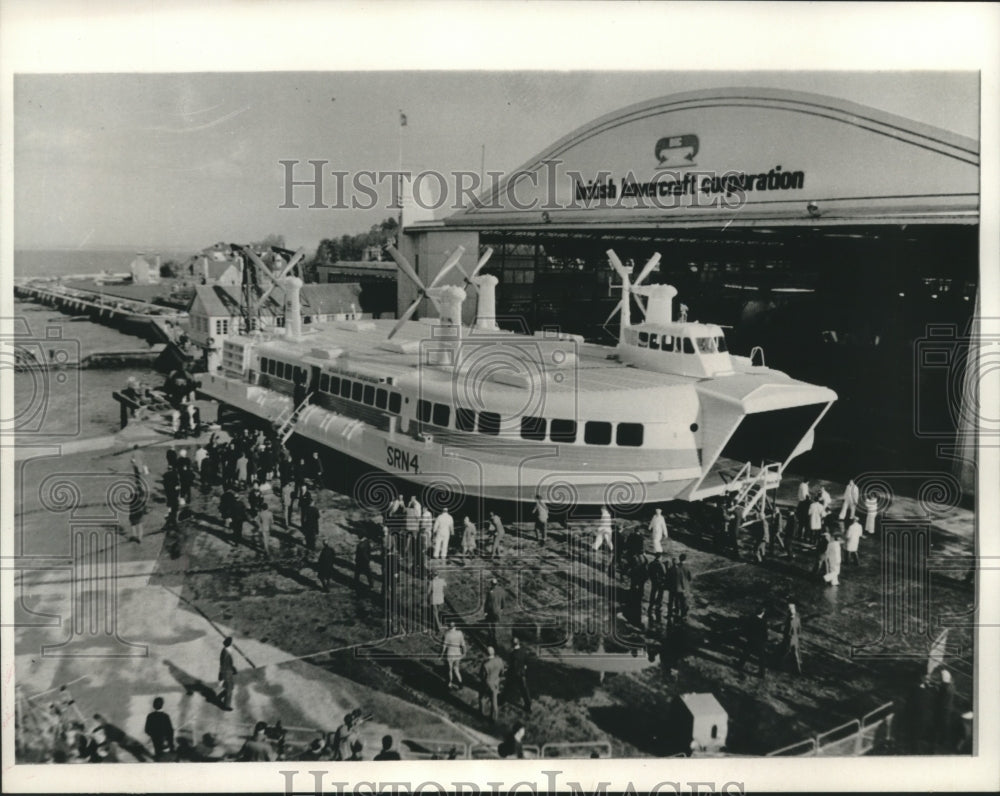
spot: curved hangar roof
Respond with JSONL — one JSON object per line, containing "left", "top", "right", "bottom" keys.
{"left": 444, "top": 88, "right": 979, "bottom": 230}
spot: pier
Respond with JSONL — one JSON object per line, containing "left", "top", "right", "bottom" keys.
{"left": 13, "top": 281, "right": 187, "bottom": 344}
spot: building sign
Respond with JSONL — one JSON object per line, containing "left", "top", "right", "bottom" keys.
{"left": 445, "top": 89, "right": 978, "bottom": 228}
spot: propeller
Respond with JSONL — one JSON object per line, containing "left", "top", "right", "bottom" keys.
{"left": 384, "top": 244, "right": 466, "bottom": 339}
{"left": 242, "top": 246, "right": 307, "bottom": 311}
{"left": 603, "top": 250, "right": 662, "bottom": 340}
{"left": 454, "top": 247, "right": 494, "bottom": 291}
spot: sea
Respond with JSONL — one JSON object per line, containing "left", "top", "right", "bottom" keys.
{"left": 11, "top": 248, "right": 194, "bottom": 441}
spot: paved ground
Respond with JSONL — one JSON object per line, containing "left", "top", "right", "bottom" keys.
{"left": 14, "top": 420, "right": 977, "bottom": 759}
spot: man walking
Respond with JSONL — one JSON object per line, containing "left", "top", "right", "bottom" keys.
{"left": 144, "top": 697, "right": 175, "bottom": 760}
{"left": 432, "top": 508, "right": 454, "bottom": 560}
{"left": 488, "top": 511, "right": 506, "bottom": 558}
{"left": 484, "top": 578, "right": 505, "bottom": 649}
{"left": 592, "top": 506, "right": 614, "bottom": 552}
{"left": 428, "top": 571, "right": 447, "bottom": 631}
{"left": 256, "top": 504, "right": 274, "bottom": 558}
{"left": 532, "top": 495, "right": 548, "bottom": 544}
{"left": 217, "top": 637, "right": 237, "bottom": 711}
{"left": 509, "top": 636, "right": 533, "bottom": 712}
{"left": 839, "top": 478, "right": 860, "bottom": 520}
{"left": 646, "top": 552, "right": 666, "bottom": 625}
{"left": 779, "top": 601, "right": 803, "bottom": 674}
{"left": 317, "top": 539, "right": 335, "bottom": 592}
{"left": 441, "top": 621, "right": 467, "bottom": 690}
{"left": 845, "top": 516, "right": 863, "bottom": 565}
{"left": 649, "top": 507, "right": 667, "bottom": 554}
{"left": 479, "top": 646, "right": 505, "bottom": 721}
{"left": 300, "top": 493, "right": 320, "bottom": 551}
{"left": 461, "top": 515, "right": 477, "bottom": 559}
{"left": 674, "top": 554, "right": 692, "bottom": 620}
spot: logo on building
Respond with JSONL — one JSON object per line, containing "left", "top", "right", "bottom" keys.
{"left": 655, "top": 134, "right": 699, "bottom": 168}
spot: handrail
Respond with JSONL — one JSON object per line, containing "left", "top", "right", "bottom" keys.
{"left": 766, "top": 737, "right": 817, "bottom": 757}
{"left": 541, "top": 740, "right": 613, "bottom": 759}
{"left": 861, "top": 701, "right": 894, "bottom": 727}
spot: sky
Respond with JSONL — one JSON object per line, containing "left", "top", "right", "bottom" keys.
{"left": 13, "top": 70, "right": 980, "bottom": 255}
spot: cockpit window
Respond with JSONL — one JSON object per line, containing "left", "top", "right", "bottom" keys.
{"left": 716, "top": 335, "right": 728, "bottom": 353}
{"left": 683, "top": 337, "right": 695, "bottom": 354}
{"left": 697, "top": 337, "right": 717, "bottom": 353}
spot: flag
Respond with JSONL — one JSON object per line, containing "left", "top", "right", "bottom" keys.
{"left": 399, "top": 111, "right": 407, "bottom": 127}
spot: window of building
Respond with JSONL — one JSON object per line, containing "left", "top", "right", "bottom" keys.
{"left": 478, "top": 411, "right": 501, "bottom": 436}
{"left": 456, "top": 407, "right": 476, "bottom": 432}
{"left": 432, "top": 403, "right": 450, "bottom": 427}
{"left": 649, "top": 334, "right": 660, "bottom": 350}
{"left": 616, "top": 422, "right": 644, "bottom": 447}
{"left": 662, "top": 335, "right": 674, "bottom": 352}
{"left": 520, "top": 416, "right": 547, "bottom": 441}
{"left": 363, "top": 385, "right": 376, "bottom": 405}
{"left": 550, "top": 418, "right": 577, "bottom": 443}
{"left": 584, "top": 421, "right": 613, "bottom": 445}
{"left": 216, "top": 319, "right": 229, "bottom": 336}
{"left": 638, "top": 331, "right": 649, "bottom": 347}
{"left": 388, "top": 393, "right": 402, "bottom": 414}
{"left": 340, "top": 378, "right": 352, "bottom": 398}
{"left": 319, "top": 373, "right": 330, "bottom": 393}
{"left": 375, "top": 388, "right": 388, "bottom": 410}
{"left": 683, "top": 337, "right": 695, "bottom": 354}
{"left": 351, "top": 381, "right": 363, "bottom": 402}
{"left": 417, "top": 399, "right": 432, "bottom": 423}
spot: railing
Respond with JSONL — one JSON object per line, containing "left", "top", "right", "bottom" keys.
{"left": 469, "top": 743, "right": 540, "bottom": 759}
{"left": 763, "top": 701, "right": 895, "bottom": 757}
{"left": 400, "top": 738, "right": 468, "bottom": 760}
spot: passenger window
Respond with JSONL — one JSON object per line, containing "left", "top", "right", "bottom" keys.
{"left": 363, "top": 385, "right": 375, "bottom": 405}
{"left": 637, "top": 331, "right": 649, "bottom": 347}
{"left": 417, "top": 399, "right": 432, "bottom": 423}
{"left": 649, "top": 334, "right": 660, "bottom": 350}
{"left": 375, "top": 388, "right": 388, "bottom": 410}
{"left": 662, "top": 335, "right": 674, "bottom": 352}
{"left": 388, "top": 393, "right": 402, "bottom": 414}
{"left": 340, "top": 378, "right": 352, "bottom": 398}
{"left": 261, "top": 357, "right": 269, "bottom": 374}
{"left": 478, "top": 411, "right": 501, "bottom": 436}
{"left": 330, "top": 376, "right": 341, "bottom": 394}
{"left": 520, "top": 416, "right": 547, "bottom": 441}
{"left": 584, "top": 421, "right": 613, "bottom": 445}
{"left": 456, "top": 408, "right": 476, "bottom": 432}
{"left": 616, "top": 422, "right": 644, "bottom": 447}
{"left": 550, "top": 418, "right": 577, "bottom": 443}
{"left": 319, "top": 373, "right": 330, "bottom": 393}
{"left": 283, "top": 362, "right": 293, "bottom": 380}
{"left": 351, "top": 381, "right": 363, "bottom": 402}
{"left": 683, "top": 337, "right": 695, "bottom": 354}
{"left": 433, "top": 403, "right": 450, "bottom": 427}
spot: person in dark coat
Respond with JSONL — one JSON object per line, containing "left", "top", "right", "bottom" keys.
{"left": 673, "top": 554, "right": 693, "bottom": 620}
{"left": 627, "top": 553, "right": 648, "bottom": 628}
{"left": 933, "top": 668, "right": 956, "bottom": 750}
{"left": 737, "top": 605, "right": 769, "bottom": 677}
{"left": 144, "top": 697, "right": 175, "bottom": 759}
{"left": 646, "top": 553, "right": 666, "bottom": 624}
{"left": 317, "top": 539, "right": 335, "bottom": 592}
{"left": 508, "top": 636, "right": 533, "bottom": 712}
{"left": 354, "top": 536, "right": 373, "bottom": 592}
{"left": 498, "top": 722, "right": 526, "bottom": 759}
{"left": 229, "top": 497, "right": 249, "bottom": 543}
{"left": 217, "top": 637, "right": 236, "bottom": 711}
{"left": 162, "top": 465, "right": 180, "bottom": 511}
{"left": 300, "top": 493, "right": 319, "bottom": 550}
{"left": 778, "top": 601, "right": 803, "bottom": 674}
{"left": 308, "top": 451, "right": 324, "bottom": 486}
{"left": 484, "top": 578, "right": 505, "bottom": 649}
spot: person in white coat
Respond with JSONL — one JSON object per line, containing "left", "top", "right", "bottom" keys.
{"left": 432, "top": 509, "right": 454, "bottom": 559}
{"left": 405, "top": 496, "right": 422, "bottom": 535}
{"left": 864, "top": 493, "right": 879, "bottom": 535}
{"left": 592, "top": 506, "right": 614, "bottom": 552}
{"left": 649, "top": 507, "right": 668, "bottom": 554}
{"left": 822, "top": 533, "right": 842, "bottom": 586}
{"left": 839, "top": 479, "right": 860, "bottom": 520}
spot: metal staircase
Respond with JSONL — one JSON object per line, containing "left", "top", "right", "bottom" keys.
{"left": 729, "top": 460, "right": 783, "bottom": 517}
{"left": 274, "top": 392, "right": 314, "bottom": 444}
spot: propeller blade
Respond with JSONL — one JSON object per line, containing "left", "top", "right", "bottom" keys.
{"left": 634, "top": 294, "right": 648, "bottom": 318}
{"left": 241, "top": 246, "right": 269, "bottom": 274}
{"left": 388, "top": 299, "right": 422, "bottom": 339}
{"left": 604, "top": 301, "right": 623, "bottom": 328}
{"left": 632, "top": 252, "right": 662, "bottom": 288}
{"left": 470, "top": 247, "right": 494, "bottom": 279}
{"left": 427, "top": 246, "right": 466, "bottom": 288}
{"left": 606, "top": 249, "right": 630, "bottom": 281}
{"left": 384, "top": 244, "right": 427, "bottom": 293}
